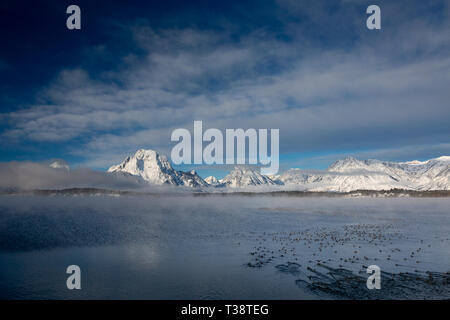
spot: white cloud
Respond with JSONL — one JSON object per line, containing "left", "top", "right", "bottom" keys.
{"left": 1, "top": 1, "right": 449, "bottom": 168}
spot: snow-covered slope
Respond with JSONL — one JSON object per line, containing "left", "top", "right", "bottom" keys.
{"left": 221, "top": 166, "right": 279, "bottom": 188}
{"left": 107, "top": 149, "right": 208, "bottom": 187}
{"left": 398, "top": 156, "right": 450, "bottom": 190}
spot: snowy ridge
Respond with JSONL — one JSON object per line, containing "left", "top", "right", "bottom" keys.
{"left": 277, "top": 156, "right": 450, "bottom": 192}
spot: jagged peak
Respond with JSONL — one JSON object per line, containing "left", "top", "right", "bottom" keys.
{"left": 328, "top": 156, "right": 365, "bottom": 171}
{"left": 222, "top": 165, "right": 277, "bottom": 187}
{"left": 228, "top": 166, "right": 261, "bottom": 175}
{"left": 107, "top": 149, "right": 208, "bottom": 187}
{"left": 205, "top": 176, "right": 220, "bottom": 185}
{"left": 133, "top": 149, "right": 162, "bottom": 159}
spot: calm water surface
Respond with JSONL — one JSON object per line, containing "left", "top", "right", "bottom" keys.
{"left": 0, "top": 195, "right": 449, "bottom": 299}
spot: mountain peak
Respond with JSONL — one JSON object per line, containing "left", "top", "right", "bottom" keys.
{"left": 205, "top": 176, "right": 220, "bottom": 186}
{"left": 107, "top": 149, "right": 208, "bottom": 187}
{"left": 134, "top": 149, "right": 159, "bottom": 159}
{"left": 221, "top": 166, "right": 278, "bottom": 188}
{"left": 49, "top": 160, "right": 70, "bottom": 170}
{"left": 328, "top": 156, "right": 365, "bottom": 172}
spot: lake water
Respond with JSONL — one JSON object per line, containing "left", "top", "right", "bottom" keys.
{"left": 0, "top": 195, "right": 449, "bottom": 299}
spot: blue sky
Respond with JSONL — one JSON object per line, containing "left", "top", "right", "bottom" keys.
{"left": 0, "top": 0, "right": 449, "bottom": 179}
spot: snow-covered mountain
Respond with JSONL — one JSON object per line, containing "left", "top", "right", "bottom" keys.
{"left": 221, "top": 166, "right": 279, "bottom": 188}
{"left": 276, "top": 156, "right": 450, "bottom": 192}
{"left": 107, "top": 149, "right": 208, "bottom": 187}
{"left": 180, "top": 170, "right": 210, "bottom": 187}
{"left": 205, "top": 176, "right": 221, "bottom": 186}
{"left": 106, "top": 150, "right": 450, "bottom": 191}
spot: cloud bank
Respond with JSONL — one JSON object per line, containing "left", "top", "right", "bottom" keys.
{"left": 0, "top": 162, "right": 144, "bottom": 191}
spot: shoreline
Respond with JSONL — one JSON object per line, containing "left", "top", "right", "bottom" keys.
{"left": 1, "top": 188, "right": 450, "bottom": 198}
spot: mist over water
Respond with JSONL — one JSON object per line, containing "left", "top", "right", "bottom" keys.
{"left": 0, "top": 195, "right": 449, "bottom": 299}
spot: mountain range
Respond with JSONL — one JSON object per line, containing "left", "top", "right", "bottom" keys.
{"left": 106, "top": 149, "right": 450, "bottom": 191}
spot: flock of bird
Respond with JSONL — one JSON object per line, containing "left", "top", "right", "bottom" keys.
{"left": 244, "top": 223, "right": 450, "bottom": 298}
